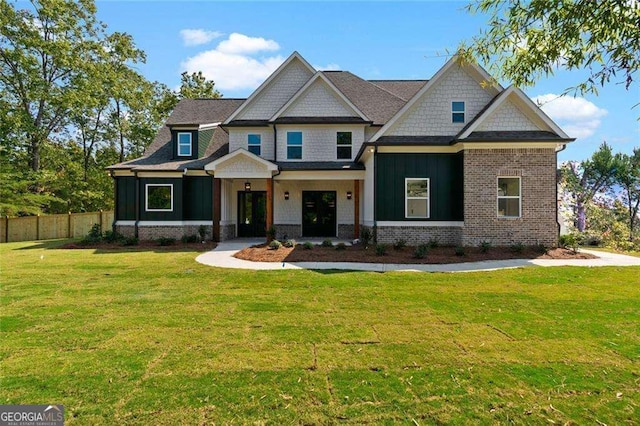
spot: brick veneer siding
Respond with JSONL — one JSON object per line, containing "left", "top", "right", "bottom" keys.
{"left": 275, "top": 224, "right": 302, "bottom": 240}
{"left": 115, "top": 225, "right": 135, "bottom": 238}
{"left": 462, "top": 148, "right": 558, "bottom": 247}
{"left": 133, "top": 225, "right": 213, "bottom": 241}
{"left": 220, "top": 224, "right": 236, "bottom": 241}
{"left": 376, "top": 226, "right": 462, "bottom": 246}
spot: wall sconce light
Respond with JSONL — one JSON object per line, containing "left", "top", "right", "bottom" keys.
{"left": 244, "top": 181, "right": 251, "bottom": 192}
{"left": 284, "top": 191, "right": 290, "bottom": 200}
{"left": 346, "top": 191, "right": 353, "bottom": 200}
{"left": 369, "top": 147, "right": 375, "bottom": 153}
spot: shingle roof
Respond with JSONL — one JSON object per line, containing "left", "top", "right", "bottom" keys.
{"left": 367, "top": 80, "right": 428, "bottom": 101}
{"left": 322, "top": 71, "right": 408, "bottom": 125}
{"left": 165, "top": 98, "right": 245, "bottom": 126}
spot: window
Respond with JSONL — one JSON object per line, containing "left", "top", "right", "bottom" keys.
{"left": 452, "top": 101, "right": 465, "bottom": 123}
{"left": 497, "top": 177, "right": 521, "bottom": 218}
{"left": 287, "top": 131, "right": 302, "bottom": 159}
{"left": 405, "top": 178, "right": 429, "bottom": 218}
{"left": 337, "top": 131, "right": 352, "bottom": 160}
{"left": 146, "top": 184, "right": 173, "bottom": 212}
{"left": 177, "top": 132, "right": 192, "bottom": 156}
{"left": 248, "top": 134, "right": 261, "bottom": 156}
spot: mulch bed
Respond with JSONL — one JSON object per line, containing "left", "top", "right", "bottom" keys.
{"left": 234, "top": 244, "right": 597, "bottom": 264}
{"left": 61, "top": 241, "right": 216, "bottom": 252}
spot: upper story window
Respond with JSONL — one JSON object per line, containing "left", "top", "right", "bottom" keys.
{"left": 146, "top": 184, "right": 173, "bottom": 212}
{"left": 248, "top": 134, "right": 261, "bottom": 156}
{"left": 405, "top": 178, "right": 430, "bottom": 219}
{"left": 287, "top": 131, "right": 302, "bottom": 160}
{"left": 497, "top": 177, "right": 521, "bottom": 218}
{"left": 177, "top": 132, "right": 192, "bottom": 156}
{"left": 452, "top": 101, "right": 465, "bottom": 123}
{"left": 336, "top": 132, "right": 352, "bottom": 160}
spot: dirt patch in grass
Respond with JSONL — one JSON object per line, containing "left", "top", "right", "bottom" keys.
{"left": 61, "top": 240, "right": 216, "bottom": 252}
{"left": 234, "top": 244, "right": 597, "bottom": 264}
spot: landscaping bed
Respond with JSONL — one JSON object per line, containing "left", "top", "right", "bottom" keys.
{"left": 62, "top": 240, "right": 216, "bottom": 252}
{"left": 234, "top": 243, "right": 597, "bottom": 264}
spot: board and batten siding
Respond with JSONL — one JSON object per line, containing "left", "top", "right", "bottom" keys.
{"left": 116, "top": 176, "right": 136, "bottom": 221}
{"left": 375, "top": 153, "right": 464, "bottom": 221}
{"left": 184, "top": 176, "right": 213, "bottom": 221}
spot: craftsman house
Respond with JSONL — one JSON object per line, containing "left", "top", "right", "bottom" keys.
{"left": 108, "top": 52, "right": 573, "bottom": 246}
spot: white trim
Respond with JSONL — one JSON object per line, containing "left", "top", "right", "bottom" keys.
{"left": 111, "top": 170, "right": 135, "bottom": 177}
{"left": 371, "top": 55, "right": 503, "bottom": 142}
{"left": 205, "top": 148, "right": 279, "bottom": 174}
{"left": 224, "top": 52, "right": 316, "bottom": 124}
{"left": 269, "top": 72, "right": 370, "bottom": 122}
{"left": 451, "top": 99, "right": 466, "bottom": 124}
{"left": 276, "top": 170, "right": 365, "bottom": 180}
{"left": 377, "top": 221, "right": 464, "bottom": 227}
{"left": 405, "top": 178, "right": 430, "bottom": 219}
{"left": 457, "top": 86, "right": 570, "bottom": 139}
{"left": 198, "top": 122, "right": 221, "bottom": 130}
{"left": 183, "top": 170, "right": 209, "bottom": 176}
{"left": 114, "top": 220, "right": 136, "bottom": 226}
{"left": 177, "top": 132, "right": 192, "bottom": 157}
{"left": 286, "top": 130, "right": 303, "bottom": 160}
{"left": 145, "top": 184, "right": 173, "bottom": 212}
{"left": 497, "top": 176, "right": 522, "bottom": 218}
{"left": 247, "top": 133, "right": 262, "bottom": 156}
{"left": 137, "top": 172, "right": 183, "bottom": 178}
{"left": 336, "top": 131, "right": 353, "bottom": 160}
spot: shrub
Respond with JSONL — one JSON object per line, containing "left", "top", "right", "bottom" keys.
{"left": 428, "top": 238, "right": 439, "bottom": 249}
{"left": 283, "top": 239, "right": 296, "bottom": 248}
{"left": 103, "top": 230, "right": 122, "bottom": 243}
{"left": 534, "top": 243, "right": 548, "bottom": 254}
{"left": 81, "top": 223, "right": 103, "bottom": 244}
{"left": 157, "top": 237, "right": 176, "bottom": 246}
{"left": 361, "top": 228, "right": 372, "bottom": 248}
{"left": 266, "top": 225, "right": 277, "bottom": 241}
{"left": 303, "top": 241, "right": 313, "bottom": 250}
{"left": 335, "top": 242, "right": 347, "bottom": 251}
{"left": 393, "top": 239, "right": 406, "bottom": 250}
{"left": 479, "top": 240, "right": 491, "bottom": 253}
{"left": 122, "top": 236, "right": 138, "bottom": 246}
{"left": 268, "top": 240, "right": 282, "bottom": 250}
{"left": 454, "top": 246, "right": 465, "bottom": 256}
{"left": 510, "top": 242, "right": 524, "bottom": 254}
{"left": 181, "top": 234, "right": 198, "bottom": 244}
{"left": 414, "top": 244, "right": 429, "bottom": 259}
{"left": 559, "top": 234, "right": 578, "bottom": 251}
{"left": 584, "top": 234, "right": 602, "bottom": 246}
{"left": 321, "top": 239, "right": 333, "bottom": 248}
{"left": 375, "top": 243, "right": 388, "bottom": 256}
{"left": 197, "top": 225, "right": 208, "bottom": 242}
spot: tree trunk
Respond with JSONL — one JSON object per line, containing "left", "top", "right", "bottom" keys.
{"left": 30, "top": 137, "right": 40, "bottom": 172}
{"left": 576, "top": 200, "right": 586, "bottom": 232}
{"left": 116, "top": 100, "right": 125, "bottom": 163}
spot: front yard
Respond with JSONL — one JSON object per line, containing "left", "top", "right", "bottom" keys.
{"left": 1, "top": 240, "right": 638, "bottom": 424}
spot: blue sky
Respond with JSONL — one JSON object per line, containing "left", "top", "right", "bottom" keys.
{"left": 95, "top": 1, "right": 639, "bottom": 161}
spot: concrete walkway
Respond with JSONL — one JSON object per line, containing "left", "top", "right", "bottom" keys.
{"left": 195, "top": 241, "right": 640, "bottom": 273}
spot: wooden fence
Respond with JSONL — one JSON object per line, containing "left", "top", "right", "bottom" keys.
{"left": 0, "top": 211, "right": 114, "bottom": 243}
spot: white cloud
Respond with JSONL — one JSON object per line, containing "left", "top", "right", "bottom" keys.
{"left": 313, "top": 63, "right": 341, "bottom": 71}
{"left": 533, "top": 94, "right": 608, "bottom": 139}
{"left": 216, "top": 33, "right": 279, "bottom": 54}
{"left": 180, "top": 29, "right": 223, "bottom": 46}
{"left": 181, "top": 33, "right": 285, "bottom": 91}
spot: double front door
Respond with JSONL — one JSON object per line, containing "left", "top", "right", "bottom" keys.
{"left": 302, "top": 191, "right": 336, "bottom": 237}
{"left": 237, "top": 191, "right": 266, "bottom": 237}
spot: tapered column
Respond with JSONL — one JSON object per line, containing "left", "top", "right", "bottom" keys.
{"left": 213, "top": 178, "right": 221, "bottom": 241}
{"left": 266, "top": 178, "right": 274, "bottom": 233}
{"left": 354, "top": 179, "right": 360, "bottom": 239}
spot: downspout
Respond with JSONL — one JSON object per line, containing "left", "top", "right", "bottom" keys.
{"left": 373, "top": 144, "right": 378, "bottom": 243}
{"left": 110, "top": 170, "right": 117, "bottom": 234}
{"left": 134, "top": 171, "right": 140, "bottom": 239}
{"left": 273, "top": 124, "right": 277, "bottom": 162}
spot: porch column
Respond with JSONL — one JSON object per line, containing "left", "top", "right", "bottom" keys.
{"left": 213, "top": 178, "right": 221, "bottom": 241}
{"left": 354, "top": 179, "right": 360, "bottom": 239}
{"left": 266, "top": 177, "right": 274, "bottom": 233}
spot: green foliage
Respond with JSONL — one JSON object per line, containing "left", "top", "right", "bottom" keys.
{"left": 122, "top": 236, "right": 138, "bottom": 246}
{"left": 462, "top": 0, "right": 640, "bottom": 103}
{"left": 510, "top": 242, "right": 525, "bottom": 254}
{"left": 321, "top": 239, "right": 333, "bottom": 248}
{"left": 283, "top": 239, "right": 296, "bottom": 248}
{"left": 614, "top": 148, "right": 640, "bottom": 241}
{"left": 156, "top": 237, "right": 175, "bottom": 246}
{"left": 268, "top": 240, "right": 282, "bottom": 250}
{"left": 534, "top": 243, "right": 548, "bottom": 254}
{"left": 178, "top": 71, "right": 221, "bottom": 99}
{"left": 103, "top": 230, "right": 123, "bottom": 243}
{"left": 375, "top": 243, "right": 388, "bottom": 256}
{"left": 266, "top": 225, "right": 277, "bottom": 241}
{"left": 559, "top": 234, "right": 578, "bottom": 252}
{"left": 479, "top": 240, "right": 492, "bottom": 253}
{"left": 360, "top": 228, "right": 372, "bottom": 247}
{"left": 413, "top": 244, "right": 429, "bottom": 259}
{"left": 80, "top": 223, "right": 103, "bottom": 245}
{"left": 181, "top": 235, "right": 198, "bottom": 244}
{"left": 197, "top": 225, "right": 208, "bottom": 242}
{"left": 428, "top": 238, "right": 439, "bottom": 249}
{"left": 302, "top": 242, "right": 313, "bottom": 250}
{"left": 454, "top": 246, "right": 465, "bottom": 256}
{"left": 393, "top": 239, "right": 406, "bottom": 250}
{"left": 335, "top": 242, "right": 347, "bottom": 251}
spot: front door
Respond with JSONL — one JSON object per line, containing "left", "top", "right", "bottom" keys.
{"left": 302, "top": 191, "right": 337, "bottom": 237}
{"left": 237, "top": 191, "right": 266, "bottom": 237}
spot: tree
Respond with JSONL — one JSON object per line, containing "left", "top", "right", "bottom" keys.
{"left": 178, "top": 71, "right": 221, "bottom": 99}
{"left": 461, "top": 0, "right": 640, "bottom": 101}
{"left": 614, "top": 148, "right": 640, "bottom": 241}
{"left": 562, "top": 142, "right": 619, "bottom": 232}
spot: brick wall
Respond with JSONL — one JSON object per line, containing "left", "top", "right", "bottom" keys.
{"left": 462, "top": 148, "right": 558, "bottom": 247}
{"left": 220, "top": 224, "right": 235, "bottom": 241}
{"left": 376, "top": 226, "right": 462, "bottom": 246}
{"left": 133, "top": 225, "right": 212, "bottom": 241}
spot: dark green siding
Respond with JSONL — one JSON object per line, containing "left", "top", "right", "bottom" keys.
{"left": 375, "top": 153, "right": 464, "bottom": 221}
{"left": 198, "top": 128, "right": 214, "bottom": 158}
{"left": 171, "top": 129, "right": 199, "bottom": 160}
{"left": 116, "top": 177, "right": 136, "bottom": 221}
{"left": 184, "top": 176, "right": 213, "bottom": 220}
{"left": 139, "top": 178, "right": 184, "bottom": 221}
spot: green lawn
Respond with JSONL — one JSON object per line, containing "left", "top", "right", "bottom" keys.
{"left": 1, "top": 241, "right": 639, "bottom": 424}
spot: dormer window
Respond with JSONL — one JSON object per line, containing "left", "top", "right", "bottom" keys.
{"left": 248, "top": 134, "right": 261, "bottom": 156}
{"left": 452, "top": 101, "right": 465, "bottom": 123}
{"left": 177, "top": 132, "right": 192, "bottom": 156}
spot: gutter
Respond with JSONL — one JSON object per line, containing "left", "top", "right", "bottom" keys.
{"left": 373, "top": 143, "right": 378, "bottom": 242}
{"left": 109, "top": 170, "right": 117, "bottom": 234}
{"left": 273, "top": 124, "right": 277, "bottom": 162}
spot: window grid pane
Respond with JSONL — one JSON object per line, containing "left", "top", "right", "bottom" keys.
{"left": 405, "top": 179, "right": 429, "bottom": 218}
{"left": 287, "top": 132, "right": 302, "bottom": 146}
{"left": 452, "top": 112, "right": 465, "bottom": 123}
{"left": 497, "top": 177, "right": 521, "bottom": 217}
{"left": 337, "top": 132, "right": 352, "bottom": 145}
{"left": 248, "top": 145, "right": 261, "bottom": 155}
{"left": 287, "top": 146, "right": 302, "bottom": 159}
{"left": 452, "top": 101, "right": 465, "bottom": 112}
{"left": 337, "top": 146, "right": 351, "bottom": 159}
{"left": 147, "top": 186, "right": 172, "bottom": 211}
{"left": 178, "top": 133, "right": 191, "bottom": 156}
